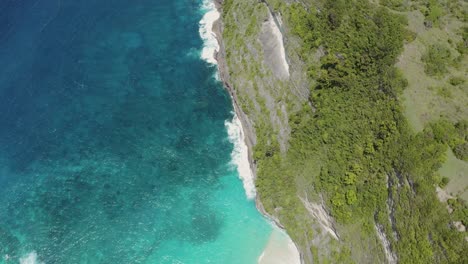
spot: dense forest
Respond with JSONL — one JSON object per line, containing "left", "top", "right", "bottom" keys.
{"left": 222, "top": 0, "right": 467, "bottom": 263}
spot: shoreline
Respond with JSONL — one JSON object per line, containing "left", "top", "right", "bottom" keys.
{"left": 210, "top": 0, "right": 303, "bottom": 263}
{"left": 211, "top": 0, "right": 280, "bottom": 227}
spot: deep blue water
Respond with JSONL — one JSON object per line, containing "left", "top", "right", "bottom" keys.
{"left": 0, "top": 0, "right": 272, "bottom": 263}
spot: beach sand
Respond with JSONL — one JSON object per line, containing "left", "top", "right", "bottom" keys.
{"left": 258, "top": 228, "right": 301, "bottom": 264}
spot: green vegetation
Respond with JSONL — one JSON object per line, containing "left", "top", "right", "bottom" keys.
{"left": 280, "top": 1, "right": 408, "bottom": 225}
{"left": 440, "top": 176, "right": 450, "bottom": 187}
{"left": 449, "top": 76, "right": 465, "bottom": 86}
{"left": 453, "top": 142, "right": 468, "bottom": 160}
{"left": 448, "top": 198, "right": 468, "bottom": 226}
{"left": 429, "top": 119, "right": 468, "bottom": 161}
{"left": 457, "top": 26, "right": 468, "bottom": 55}
{"left": 381, "top": 0, "right": 407, "bottom": 11}
{"left": 222, "top": 0, "right": 468, "bottom": 263}
{"left": 439, "top": 148, "right": 468, "bottom": 201}
{"left": 397, "top": 6, "right": 467, "bottom": 132}
{"left": 422, "top": 44, "right": 452, "bottom": 76}
{"left": 425, "top": 0, "right": 445, "bottom": 27}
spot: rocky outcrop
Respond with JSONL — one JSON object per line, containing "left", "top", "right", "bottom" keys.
{"left": 259, "top": 12, "right": 289, "bottom": 80}
{"left": 374, "top": 223, "right": 398, "bottom": 264}
{"left": 300, "top": 194, "right": 339, "bottom": 241}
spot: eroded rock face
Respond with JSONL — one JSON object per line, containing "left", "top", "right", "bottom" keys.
{"left": 260, "top": 13, "right": 289, "bottom": 80}
{"left": 299, "top": 195, "right": 339, "bottom": 241}
{"left": 374, "top": 223, "right": 398, "bottom": 264}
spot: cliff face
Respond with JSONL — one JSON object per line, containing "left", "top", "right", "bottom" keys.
{"left": 216, "top": 0, "right": 389, "bottom": 263}
{"left": 216, "top": 0, "right": 309, "bottom": 153}
{"left": 215, "top": 1, "right": 354, "bottom": 263}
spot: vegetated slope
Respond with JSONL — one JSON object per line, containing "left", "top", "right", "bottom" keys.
{"left": 221, "top": 0, "right": 467, "bottom": 263}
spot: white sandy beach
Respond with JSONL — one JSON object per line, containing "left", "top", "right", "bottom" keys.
{"left": 258, "top": 228, "right": 301, "bottom": 264}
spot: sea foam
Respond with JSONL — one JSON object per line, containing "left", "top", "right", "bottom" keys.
{"left": 226, "top": 115, "right": 256, "bottom": 200}
{"left": 199, "top": 1, "right": 256, "bottom": 199}
{"left": 199, "top": 0, "right": 220, "bottom": 65}
{"left": 19, "top": 251, "right": 44, "bottom": 264}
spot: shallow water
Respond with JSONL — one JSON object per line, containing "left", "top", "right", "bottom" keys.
{"left": 0, "top": 0, "right": 272, "bottom": 263}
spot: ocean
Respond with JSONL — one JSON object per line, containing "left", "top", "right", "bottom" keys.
{"left": 0, "top": 0, "right": 276, "bottom": 263}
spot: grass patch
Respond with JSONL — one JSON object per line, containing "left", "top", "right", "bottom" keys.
{"left": 439, "top": 149, "right": 468, "bottom": 201}
{"left": 397, "top": 10, "right": 467, "bottom": 132}
{"left": 436, "top": 86, "right": 452, "bottom": 98}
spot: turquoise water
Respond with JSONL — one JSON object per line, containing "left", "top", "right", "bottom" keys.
{"left": 0, "top": 0, "right": 272, "bottom": 263}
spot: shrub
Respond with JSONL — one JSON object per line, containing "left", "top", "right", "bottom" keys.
{"left": 425, "top": 0, "right": 444, "bottom": 27}
{"left": 439, "top": 176, "right": 450, "bottom": 187}
{"left": 449, "top": 76, "right": 465, "bottom": 86}
{"left": 437, "top": 86, "right": 452, "bottom": 98}
{"left": 381, "top": 0, "right": 407, "bottom": 11}
{"left": 453, "top": 142, "right": 468, "bottom": 161}
{"left": 422, "top": 44, "right": 451, "bottom": 76}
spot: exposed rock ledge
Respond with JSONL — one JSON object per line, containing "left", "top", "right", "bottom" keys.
{"left": 259, "top": 12, "right": 290, "bottom": 80}
{"left": 299, "top": 194, "right": 339, "bottom": 241}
